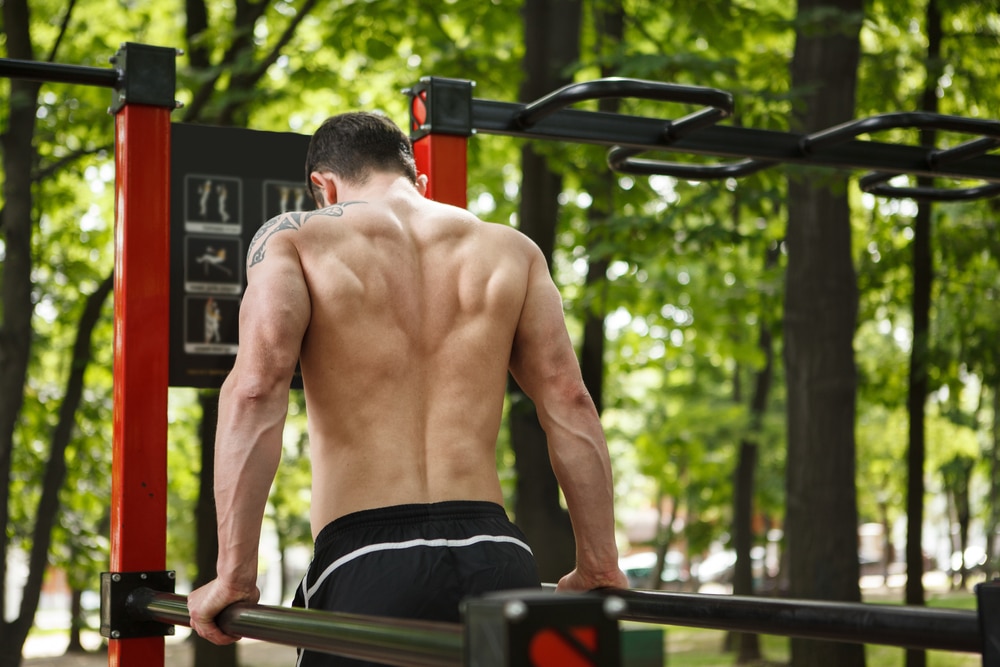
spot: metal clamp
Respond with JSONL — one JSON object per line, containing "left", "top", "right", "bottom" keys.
{"left": 406, "top": 77, "right": 475, "bottom": 140}
{"left": 977, "top": 579, "right": 1000, "bottom": 667}
{"left": 100, "top": 570, "right": 177, "bottom": 639}
{"left": 463, "top": 589, "right": 624, "bottom": 667}
{"left": 109, "top": 42, "right": 179, "bottom": 114}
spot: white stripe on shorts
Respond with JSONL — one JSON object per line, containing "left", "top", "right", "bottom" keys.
{"left": 302, "top": 534, "right": 533, "bottom": 606}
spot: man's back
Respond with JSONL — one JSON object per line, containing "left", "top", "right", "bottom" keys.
{"left": 285, "top": 182, "right": 535, "bottom": 533}
{"left": 187, "top": 114, "right": 626, "bottom": 652}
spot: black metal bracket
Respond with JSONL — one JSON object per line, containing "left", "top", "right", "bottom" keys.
{"left": 406, "top": 77, "right": 476, "bottom": 140}
{"left": 100, "top": 570, "right": 176, "bottom": 639}
{"left": 108, "top": 42, "right": 178, "bottom": 114}
{"left": 463, "top": 589, "right": 624, "bottom": 667}
{"left": 977, "top": 579, "right": 1000, "bottom": 667}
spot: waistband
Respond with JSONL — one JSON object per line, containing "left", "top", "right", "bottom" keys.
{"left": 314, "top": 500, "right": 510, "bottom": 550}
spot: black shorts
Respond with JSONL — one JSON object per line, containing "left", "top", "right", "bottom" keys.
{"left": 291, "top": 500, "right": 540, "bottom": 667}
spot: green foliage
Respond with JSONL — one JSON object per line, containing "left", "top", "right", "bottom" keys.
{"left": 166, "top": 389, "right": 205, "bottom": 585}
{"left": 4, "top": 3, "right": 1000, "bottom": 654}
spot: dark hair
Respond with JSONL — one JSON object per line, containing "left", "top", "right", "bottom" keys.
{"left": 305, "top": 112, "right": 417, "bottom": 205}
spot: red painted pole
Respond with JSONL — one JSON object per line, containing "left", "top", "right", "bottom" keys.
{"left": 108, "top": 102, "right": 171, "bottom": 667}
{"left": 414, "top": 133, "right": 468, "bottom": 207}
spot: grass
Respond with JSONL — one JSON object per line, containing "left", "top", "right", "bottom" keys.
{"left": 653, "top": 626, "right": 979, "bottom": 667}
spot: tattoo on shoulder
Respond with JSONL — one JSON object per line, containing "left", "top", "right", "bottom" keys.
{"left": 247, "top": 201, "right": 366, "bottom": 268}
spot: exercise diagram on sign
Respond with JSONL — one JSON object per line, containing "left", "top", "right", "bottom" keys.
{"left": 187, "top": 174, "right": 242, "bottom": 231}
{"left": 184, "top": 236, "right": 242, "bottom": 293}
{"left": 263, "top": 179, "right": 310, "bottom": 219}
{"left": 184, "top": 294, "right": 240, "bottom": 354}
{"left": 195, "top": 245, "right": 233, "bottom": 277}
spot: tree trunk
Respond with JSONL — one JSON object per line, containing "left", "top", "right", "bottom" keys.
{"left": 65, "top": 589, "right": 85, "bottom": 654}
{"left": 279, "top": 543, "right": 290, "bottom": 605}
{"left": 579, "top": 0, "right": 623, "bottom": 417}
{"left": 0, "top": 267, "right": 110, "bottom": 667}
{"left": 731, "top": 440, "right": 760, "bottom": 660}
{"left": 0, "top": 1, "right": 40, "bottom": 663}
{"left": 941, "top": 456, "right": 973, "bottom": 591}
{"left": 649, "top": 484, "right": 678, "bottom": 591}
{"left": 510, "top": 0, "right": 583, "bottom": 583}
{"left": 731, "top": 201, "right": 778, "bottom": 665}
{"left": 989, "top": 387, "right": 1000, "bottom": 579}
{"left": 732, "top": 311, "right": 774, "bottom": 663}
{"left": 193, "top": 391, "right": 238, "bottom": 667}
{"left": 785, "top": 1, "right": 864, "bottom": 666}
{"left": 904, "top": 2, "right": 941, "bottom": 663}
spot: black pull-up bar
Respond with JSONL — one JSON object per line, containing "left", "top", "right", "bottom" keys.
{"left": 0, "top": 57, "right": 119, "bottom": 88}
{"left": 408, "top": 76, "right": 1000, "bottom": 202}
{"left": 0, "top": 44, "right": 177, "bottom": 113}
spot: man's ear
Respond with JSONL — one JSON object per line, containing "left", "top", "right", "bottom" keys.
{"left": 416, "top": 174, "right": 429, "bottom": 198}
{"left": 310, "top": 171, "right": 338, "bottom": 207}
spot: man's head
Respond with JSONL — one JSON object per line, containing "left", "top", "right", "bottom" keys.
{"left": 306, "top": 112, "right": 418, "bottom": 207}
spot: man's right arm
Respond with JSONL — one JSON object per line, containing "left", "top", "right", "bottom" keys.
{"left": 507, "top": 241, "right": 628, "bottom": 591}
{"left": 188, "top": 220, "right": 311, "bottom": 643}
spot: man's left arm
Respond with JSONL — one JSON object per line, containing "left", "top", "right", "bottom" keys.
{"left": 188, "top": 227, "right": 310, "bottom": 644}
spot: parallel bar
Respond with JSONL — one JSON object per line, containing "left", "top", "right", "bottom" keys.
{"left": 0, "top": 57, "right": 118, "bottom": 87}
{"left": 131, "top": 591, "right": 463, "bottom": 667}
{"left": 133, "top": 586, "right": 984, "bottom": 661}
{"left": 609, "top": 589, "right": 981, "bottom": 654}
{"left": 468, "top": 99, "right": 1000, "bottom": 183}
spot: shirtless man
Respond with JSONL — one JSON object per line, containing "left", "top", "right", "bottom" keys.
{"left": 188, "top": 112, "right": 627, "bottom": 663}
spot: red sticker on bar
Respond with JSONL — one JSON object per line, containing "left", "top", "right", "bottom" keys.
{"left": 528, "top": 626, "right": 598, "bottom": 667}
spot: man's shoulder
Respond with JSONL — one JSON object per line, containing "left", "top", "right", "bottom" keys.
{"left": 469, "top": 216, "right": 538, "bottom": 253}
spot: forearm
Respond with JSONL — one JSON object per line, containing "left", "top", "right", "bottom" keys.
{"left": 541, "top": 398, "right": 620, "bottom": 577}
{"left": 213, "top": 372, "right": 288, "bottom": 589}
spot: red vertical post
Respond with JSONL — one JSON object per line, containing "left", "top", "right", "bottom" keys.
{"left": 108, "top": 101, "right": 171, "bottom": 666}
{"left": 408, "top": 77, "right": 473, "bottom": 208}
{"left": 413, "top": 134, "right": 468, "bottom": 207}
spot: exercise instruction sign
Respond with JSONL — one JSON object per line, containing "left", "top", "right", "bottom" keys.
{"left": 170, "top": 123, "right": 311, "bottom": 388}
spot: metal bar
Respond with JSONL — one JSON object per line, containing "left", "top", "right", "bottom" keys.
{"left": 859, "top": 171, "right": 1000, "bottom": 202}
{"left": 513, "top": 77, "right": 732, "bottom": 129}
{"left": 607, "top": 146, "right": 777, "bottom": 180}
{"left": 0, "top": 56, "right": 118, "bottom": 87}
{"left": 609, "top": 589, "right": 981, "bottom": 654}
{"left": 801, "top": 111, "right": 1000, "bottom": 153}
{"left": 130, "top": 586, "right": 986, "bottom": 661}
{"left": 931, "top": 136, "right": 1000, "bottom": 168}
{"left": 468, "top": 99, "right": 1000, "bottom": 183}
{"left": 130, "top": 590, "right": 463, "bottom": 667}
